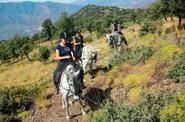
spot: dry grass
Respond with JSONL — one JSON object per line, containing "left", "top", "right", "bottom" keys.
{"left": 0, "top": 60, "right": 56, "bottom": 88}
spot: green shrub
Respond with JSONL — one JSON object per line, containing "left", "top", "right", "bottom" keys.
{"left": 37, "top": 47, "right": 51, "bottom": 62}
{"left": 88, "top": 89, "right": 176, "bottom": 122}
{"left": 0, "top": 83, "right": 47, "bottom": 121}
{"left": 139, "top": 21, "right": 157, "bottom": 36}
{"left": 131, "top": 45, "right": 156, "bottom": 65}
{"left": 167, "top": 52, "right": 185, "bottom": 82}
{"left": 108, "top": 49, "right": 130, "bottom": 67}
{"left": 160, "top": 91, "right": 185, "bottom": 122}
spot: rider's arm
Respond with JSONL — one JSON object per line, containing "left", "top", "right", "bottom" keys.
{"left": 73, "top": 37, "right": 81, "bottom": 46}
{"left": 55, "top": 49, "right": 70, "bottom": 61}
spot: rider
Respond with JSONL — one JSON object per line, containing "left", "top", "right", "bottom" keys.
{"left": 73, "top": 30, "right": 84, "bottom": 64}
{"left": 53, "top": 31, "right": 73, "bottom": 94}
{"left": 110, "top": 20, "right": 128, "bottom": 46}
{"left": 54, "top": 31, "right": 85, "bottom": 96}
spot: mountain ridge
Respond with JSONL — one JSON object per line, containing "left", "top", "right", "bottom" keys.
{"left": 0, "top": 0, "right": 156, "bottom": 40}
{"left": 0, "top": 1, "right": 82, "bottom": 40}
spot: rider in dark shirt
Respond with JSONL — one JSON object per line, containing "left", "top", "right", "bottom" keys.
{"left": 54, "top": 31, "right": 73, "bottom": 94}
{"left": 73, "top": 30, "right": 84, "bottom": 63}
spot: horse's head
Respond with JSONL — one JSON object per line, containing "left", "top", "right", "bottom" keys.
{"left": 106, "top": 34, "right": 114, "bottom": 47}
{"left": 63, "top": 65, "right": 80, "bottom": 91}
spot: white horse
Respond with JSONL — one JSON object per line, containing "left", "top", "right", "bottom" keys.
{"left": 106, "top": 32, "right": 128, "bottom": 52}
{"left": 59, "top": 64, "right": 86, "bottom": 120}
{"left": 81, "top": 45, "right": 98, "bottom": 73}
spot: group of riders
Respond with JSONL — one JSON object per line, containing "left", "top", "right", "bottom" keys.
{"left": 53, "top": 20, "right": 127, "bottom": 98}
{"left": 53, "top": 30, "right": 85, "bottom": 98}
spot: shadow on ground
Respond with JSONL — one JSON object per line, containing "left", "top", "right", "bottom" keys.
{"left": 83, "top": 87, "right": 112, "bottom": 111}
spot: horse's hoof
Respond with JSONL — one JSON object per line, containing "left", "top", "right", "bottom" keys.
{"left": 69, "top": 100, "right": 73, "bottom": 105}
{"left": 82, "top": 111, "right": 86, "bottom": 115}
{"left": 66, "top": 116, "right": 70, "bottom": 121}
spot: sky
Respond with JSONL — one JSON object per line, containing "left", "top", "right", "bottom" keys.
{"left": 0, "top": 0, "right": 77, "bottom": 3}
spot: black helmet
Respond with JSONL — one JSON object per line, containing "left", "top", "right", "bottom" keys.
{"left": 60, "top": 31, "right": 69, "bottom": 39}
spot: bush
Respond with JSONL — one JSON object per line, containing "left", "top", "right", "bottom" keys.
{"left": 131, "top": 45, "right": 156, "bottom": 65}
{"left": 160, "top": 91, "right": 185, "bottom": 122}
{"left": 37, "top": 47, "right": 51, "bottom": 62}
{"left": 139, "top": 21, "right": 157, "bottom": 36}
{"left": 108, "top": 49, "right": 130, "bottom": 67}
{"left": 123, "top": 73, "right": 149, "bottom": 89}
{"left": 167, "top": 52, "right": 185, "bottom": 82}
{"left": 0, "top": 83, "right": 47, "bottom": 121}
{"left": 88, "top": 89, "right": 176, "bottom": 122}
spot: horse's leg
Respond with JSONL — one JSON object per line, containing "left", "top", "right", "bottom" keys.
{"left": 61, "top": 94, "right": 65, "bottom": 109}
{"left": 89, "top": 62, "right": 93, "bottom": 73}
{"left": 83, "top": 62, "right": 87, "bottom": 73}
{"left": 63, "top": 95, "right": 70, "bottom": 120}
{"left": 79, "top": 99, "right": 86, "bottom": 115}
{"left": 68, "top": 97, "right": 73, "bottom": 105}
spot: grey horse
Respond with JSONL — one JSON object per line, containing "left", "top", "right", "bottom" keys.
{"left": 106, "top": 32, "right": 128, "bottom": 52}
{"left": 59, "top": 64, "right": 86, "bottom": 120}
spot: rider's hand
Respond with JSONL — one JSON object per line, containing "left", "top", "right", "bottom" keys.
{"left": 66, "top": 55, "right": 71, "bottom": 59}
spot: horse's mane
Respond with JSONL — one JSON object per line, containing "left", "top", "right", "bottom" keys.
{"left": 62, "top": 64, "right": 75, "bottom": 77}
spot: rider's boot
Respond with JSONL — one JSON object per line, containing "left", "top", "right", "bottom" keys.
{"left": 54, "top": 71, "right": 61, "bottom": 94}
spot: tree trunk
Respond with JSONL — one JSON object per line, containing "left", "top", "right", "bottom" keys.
{"left": 175, "top": 27, "right": 180, "bottom": 45}
{"left": 178, "top": 16, "right": 182, "bottom": 27}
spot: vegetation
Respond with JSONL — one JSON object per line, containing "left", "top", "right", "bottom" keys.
{"left": 0, "top": 82, "right": 48, "bottom": 121}
{"left": 36, "top": 47, "right": 51, "bottom": 62}
{"left": 88, "top": 89, "right": 182, "bottom": 122}
{"left": 0, "top": 36, "right": 34, "bottom": 63}
{"left": 42, "top": 18, "right": 55, "bottom": 44}
{"left": 167, "top": 52, "right": 185, "bottom": 83}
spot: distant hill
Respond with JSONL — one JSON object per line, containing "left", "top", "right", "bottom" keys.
{"left": 0, "top": 2, "right": 82, "bottom": 40}
{"left": 72, "top": 0, "right": 156, "bottom": 8}
{"left": 72, "top": 4, "right": 135, "bottom": 28}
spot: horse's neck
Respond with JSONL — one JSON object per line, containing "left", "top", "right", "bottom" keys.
{"left": 60, "top": 65, "right": 75, "bottom": 90}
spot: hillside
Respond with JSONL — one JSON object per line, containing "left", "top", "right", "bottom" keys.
{"left": 0, "top": 2, "right": 82, "bottom": 40}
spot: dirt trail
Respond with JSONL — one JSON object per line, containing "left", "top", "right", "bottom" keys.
{"left": 23, "top": 94, "right": 89, "bottom": 122}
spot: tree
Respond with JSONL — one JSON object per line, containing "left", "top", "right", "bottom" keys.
{"left": 170, "top": 0, "right": 185, "bottom": 27}
{"left": 84, "top": 18, "right": 94, "bottom": 37}
{"left": 18, "top": 36, "right": 33, "bottom": 61}
{"left": 160, "top": 0, "right": 185, "bottom": 27}
{"left": 37, "top": 47, "right": 51, "bottom": 62}
{"left": 42, "top": 18, "right": 55, "bottom": 45}
{"left": 55, "top": 13, "right": 74, "bottom": 38}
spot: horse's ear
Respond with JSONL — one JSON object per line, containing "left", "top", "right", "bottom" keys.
{"left": 74, "top": 70, "right": 80, "bottom": 77}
